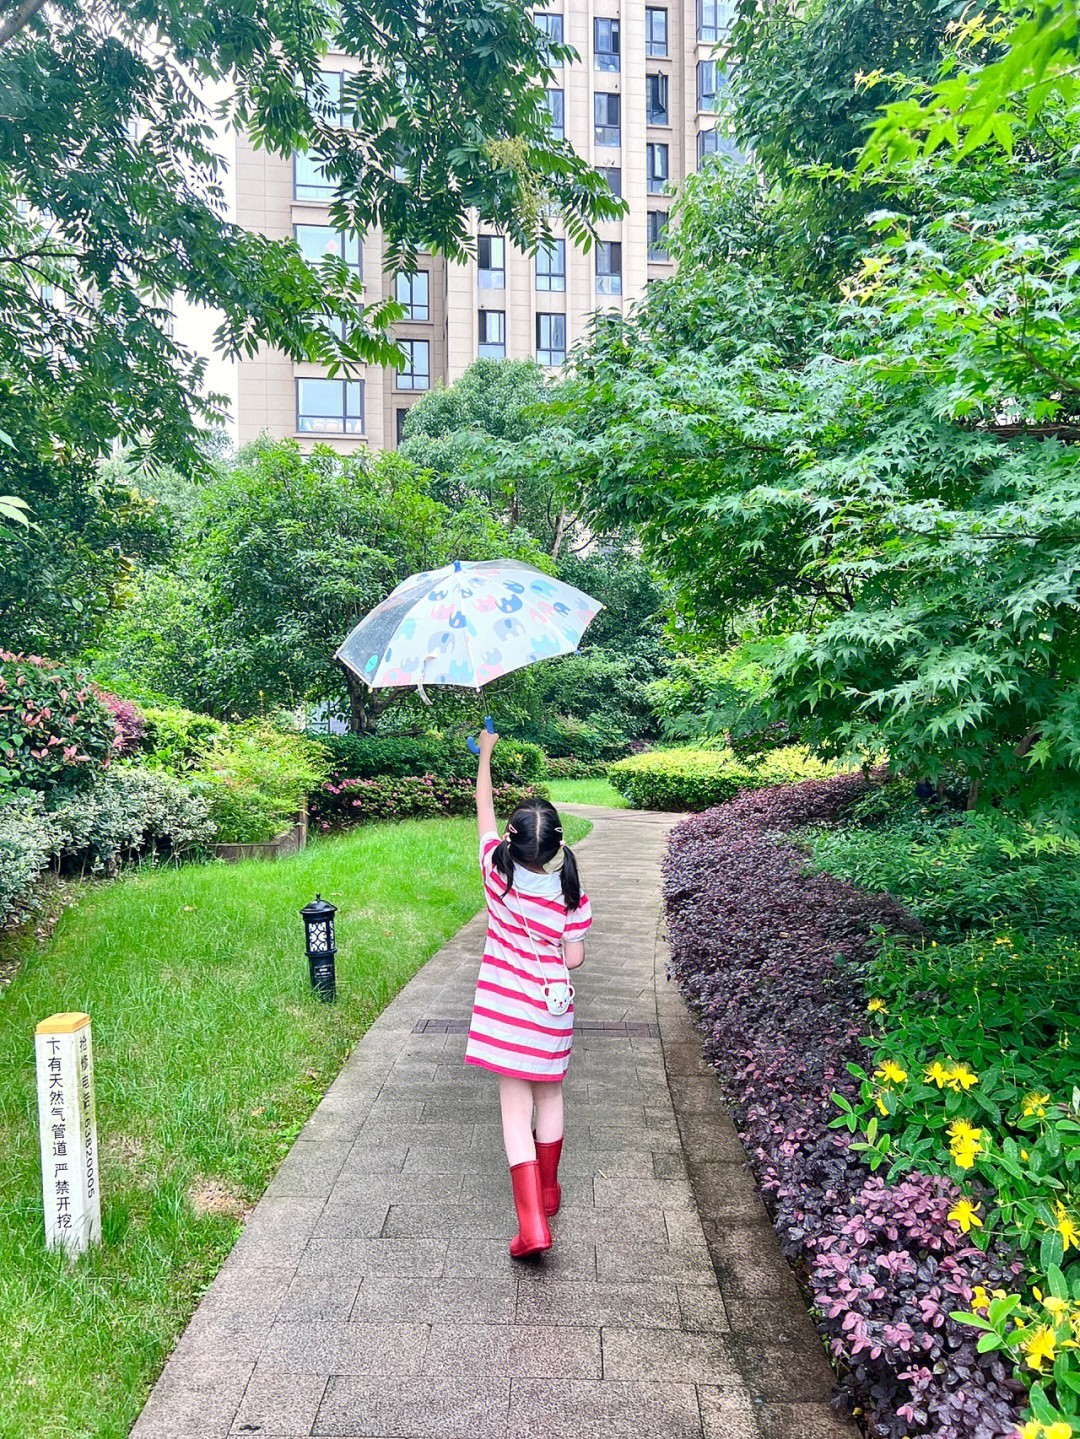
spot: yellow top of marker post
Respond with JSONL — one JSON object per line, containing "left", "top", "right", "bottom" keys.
{"left": 35, "top": 1012, "right": 91, "bottom": 1035}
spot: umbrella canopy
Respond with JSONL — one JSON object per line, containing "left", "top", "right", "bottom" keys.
{"left": 335, "top": 559, "right": 603, "bottom": 693}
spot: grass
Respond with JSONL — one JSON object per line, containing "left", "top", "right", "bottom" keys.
{"left": 0, "top": 812, "right": 590, "bottom": 1439}
{"left": 546, "top": 777, "right": 630, "bottom": 809}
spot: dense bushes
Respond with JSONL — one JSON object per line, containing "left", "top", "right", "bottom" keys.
{"left": 310, "top": 730, "right": 545, "bottom": 784}
{"left": 310, "top": 774, "right": 545, "bottom": 828}
{"left": 0, "top": 651, "right": 118, "bottom": 796}
{"left": 609, "top": 744, "right": 830, "bottom": 810}
{"left": 189, "top": 725, "right": 326, "bottom": 844}
{"left": 0, "top": 769, "right": 214, "bottom": 926}
{"left": 663, "top": 774, "right": 1026, "bottom": 1437}
{"left": 517, "top": 715, "right": 620, "bottom": 763}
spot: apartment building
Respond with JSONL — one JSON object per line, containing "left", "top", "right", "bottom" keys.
{"left": 233, "top": 0, "right": 733, "bottom": 452}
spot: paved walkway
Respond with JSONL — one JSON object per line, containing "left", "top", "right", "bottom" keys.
{"left": 132, "top": 808, "right": 853, "bottom": 1439}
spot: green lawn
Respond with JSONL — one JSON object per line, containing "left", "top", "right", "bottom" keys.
{"left": 547, "top": 777, "right": 631, "bottom": 809}
{"left": 0, "top": 813, "right": 589, "bottom": 1439}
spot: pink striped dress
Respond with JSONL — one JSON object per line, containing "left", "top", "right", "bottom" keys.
{"left": 464, "top": 830, "right": 593, "bottom": 1082}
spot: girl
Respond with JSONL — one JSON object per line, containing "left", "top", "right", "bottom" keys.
{"left": 464, "top": 726, "right": 592, "bottom": 1258}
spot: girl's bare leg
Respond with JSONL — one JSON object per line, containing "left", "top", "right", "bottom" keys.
{"left": 498, "top": 1075, "right": 537, "bottom": 1166}
{"left": 533, "top": 1079, "right": 564, "bottom": 1144}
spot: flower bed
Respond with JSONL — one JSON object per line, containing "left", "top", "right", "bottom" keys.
{"left": 310, "top": 773, "right": 546, "bottom": 829}
{"left": 663, "top": 773, "right": 1027, "bottom": 1438}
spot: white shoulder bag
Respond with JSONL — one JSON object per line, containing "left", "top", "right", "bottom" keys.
{"left": 513, "top": 886, "right": 574, "bottom": 1017}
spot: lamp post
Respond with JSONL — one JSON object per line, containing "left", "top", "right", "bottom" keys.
{"left": 300, "top": 894, "right": 337, "bottom": 1002}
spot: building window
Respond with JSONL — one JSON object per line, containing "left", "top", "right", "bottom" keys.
{"left": 647, "top": 72, "right": 669, "bottom": 126}
{"left": 647, "top": 210, "right": 669, "bottom": 261}
{"left": 698, "top": 0, "right": 732, "bottom": 43}
{"left": 395, "top": 271, "right": 430, "bottom": 320}
{"left": 646, "top": 142, "right": 669, "bottom": 193}
{"left": 478, "top": 309, "right": 506, "bottom": 359}
{"left": 536, "top": 312, "right": 566, "bottom": 367}
{"left": 646, "top": 7, "right": 668, "bottom": 57}
{"left": 478, "top": 234, "right": 505, "bottom": 288}
{"left": 545, "top": 87, "right": 565, "bottom": 140}
{"left": 536, "top": 239, "right": 566, "bottom": 293}
{"left": 534, "top": 11, "right": 564, "bottom": 60}
{"left": 294, "top": 152, "right": 334, "bottom": 201}
{"left": 600, "top": 166, "right": 622, "bottom": 198}
{"left": 594, "top": 18, "right": 620, "bottom": 71}
{"left": 396, "top": 338, "right": 431, "bottom": 391}
{"left": 396, "top": 407, "right": 409, "bottom": 445}
{"left": 296, "top": 378, "right": 363, "bottom": 434}
{"left": 596, "top": 241, "right": 622, "bottom": 295}
{"left": 294, "top": 225, "right": 361, "bottom": 275}
{"left": 594, "top": 93, "right": 621, "bottom": 147}
{"left": 698, "top": 59, "right": 721, "bottom": 111}
{"left": 698, "top": 126, "right": 730, "bottom": 166}
{"left": 306, "top": 69, "right": 346, "bottom": 126}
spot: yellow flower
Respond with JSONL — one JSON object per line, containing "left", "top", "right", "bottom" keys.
{"left": 1022, "top": 1091, "right": 1051, "bottom": 1119}
{"left": 875, "top": 1060, "right": 908, "bottom": 1084}
{"left": 1044, "top": 1295, "right": 1069, "bottom": 1319}
{"left": 867, "top": 998, "right": 888, "bottom": 1014}
{"left": 945, "top": 1062, "right": 979, "bottom": 1092}
{"left": 948, "top": 1119, "right": 982, "bottom": 1144}
{"left": 948, "top": 1198, "right": 982, "bottom": 1233}
{"left": 1020, "top": 1424, "right": 1040, "bottom": 1439}
{"left": 1022, "top": 1149, "right": 1030, "bottom": 1161}
{"left": 1056, "top": 1206, "right": 1080, "bottom": 1253}
{"left": 925, "top": 1060, "right": 952, "bottom": 1088}
{"left": 1024, "top": 1325, "right": 1058, "bottom": 1372}
{"left": 1046, "top": 1425, "right": 1073, "bottom": 1439}
{"left": 971, "top": 1285, "right": 991, "bottom": 1312}
{"left": 875, "top": 1094, "right": 889, "bottom": 1116}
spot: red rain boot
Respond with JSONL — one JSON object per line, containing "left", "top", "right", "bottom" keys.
{"left": 535, "top": 1136, "right": 563, "bottom": 1217}
{"left": 508, "top": 1160, "right": 552, "bottom": 1258}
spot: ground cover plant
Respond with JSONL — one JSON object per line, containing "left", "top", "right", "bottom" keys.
{"left": 0, "top": 812, "right": 589, "bottom": 1438}
{"left": 663, "top": 772, "right": 1029, "bottom": 1437}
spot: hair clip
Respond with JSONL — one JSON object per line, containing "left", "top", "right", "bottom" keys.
{"left": 506, "top": 823, "right": 517, "bottom": 835}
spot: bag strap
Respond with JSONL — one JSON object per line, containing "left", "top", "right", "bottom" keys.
{"left": 511, "top": 884, "right": 571, "bottom": 990}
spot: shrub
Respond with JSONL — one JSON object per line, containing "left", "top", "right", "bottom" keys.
{"left": 518, "top": 715, "right": 619, "bottom": 762}
{"left": 93, "top": 688, "right": 146, "bottom": 754}
{"left": 663, "top": 772, "right": 1025, "bottom": 1435}
{"left": 0, "top": 795, "right": 60, "bottom": 926}
{"left": 609, "top": 744, "right": 830, "bottom": 810}
{"left": 310, "top": 774, "right": 546, "bottom": 829}
{"left": 141, "top": 704, "right": 226, "bottom": 773}
{"left": 309, "top": 730, "right": 546, "bottom": 784}
{"left": 544, "top": 755, "right": 608, "bottom": 780}
{"left": 193, "top": 723, "right": 327, "bottom": 844}
{"left": 49, "top": 765, "right": 215, "bottom": 873}
{"left": 0, "top": 651, "right": 117, "bottom": 797}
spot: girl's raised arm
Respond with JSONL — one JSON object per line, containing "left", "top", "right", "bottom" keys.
{"left": 475, "top": 727, "right": 499, "bottom": 837}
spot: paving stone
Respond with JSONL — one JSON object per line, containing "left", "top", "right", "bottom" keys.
{"left": 696, "top": 1384, "right": 762, "bottom": 1439}
{"left": 597, "top": 1237, "right": 717, "bottom": 1285}
{"left": 219, "top": 1199, "right": 326, "bottom": 1272}
{"left": 350, "top": 1276, "right": 517, "bottom": 1325}
{"left": 424, "top": 1322, "right": 601, "bottom": 1377}
{"left": 506, "top": 1378, "right": 701, "bottom": 1439}
{"left": 130, "top": 1358, "right": 254, "bottom": 1439}
{"left": 310, "top": 1201, "right": 391, "bottom": 1241}
{"left": 262, "top": 1141, "right": 353, "bottom": 1201}
{"left": 259, "top": 1319, "right": 429, "bottom": 1374}
{"left": 315, "top": 1375, "right": 510, "bottom": 1438}
{"left": 704, "top": 1221, "right": 802, "bottom": 1299}
{"left": 445, "top": 1235, "right": 598, "bottom": 1282}
{"left": 297, "top": 1235, "right": 449, "bottom": 1278}
{"left": 515, "top": 1279, "right": 682, "bottom": 1329}
{"left": 229, "top": 1368, "right": 329, "bottom": 1435}
{"left": 723, "top": 1291, "right": 824, "bottom": 1345}
{"left": 689, "top": 1160, "right": 766, "bottom": 1218}
{"left": 729, "top": 1338, "right": 839, "bottom": 1404}
{"left": 677, "top": 1284, "right": 732, "bottom": 1333}
{"left": 601, "top": 1325, "right": 740, "bottom": 1383}
{"left": 276, "top": 1274, "right": 361, "bottom": 1324}
{"left": 756, "top": 1401, "right": 860, "bottom": 1438}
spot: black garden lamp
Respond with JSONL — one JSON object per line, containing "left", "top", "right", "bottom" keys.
{"left": 300, "top": 894, "right": 337, "bottom": 1002}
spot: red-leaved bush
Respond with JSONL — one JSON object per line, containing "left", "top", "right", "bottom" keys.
{"left": 92, "top": 687, "right": 145, "bottom": 754}
{"left": 309, "top": 773, "right": 545, "bottom": 828}
{"left": 663, "top": 773, "right": 1026, "bottom": 1439}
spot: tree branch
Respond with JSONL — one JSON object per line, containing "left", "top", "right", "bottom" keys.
{"left": 0, "top": 0, "right": 49, "bottom": 50}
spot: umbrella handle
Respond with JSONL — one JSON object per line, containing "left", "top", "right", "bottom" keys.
{"left": 466, "top": 715, "right": 495, "bottom": 756}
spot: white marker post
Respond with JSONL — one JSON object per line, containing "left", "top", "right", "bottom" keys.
{"left": 35, "top": 1012, "right": 101, "bottom": 1255}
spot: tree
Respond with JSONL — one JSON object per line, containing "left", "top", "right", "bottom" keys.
{"left": 0, "top": 0, "right": 622, "bottom": 477}
{"left": 90, "top": 438, "right": 544, "bottom": 730}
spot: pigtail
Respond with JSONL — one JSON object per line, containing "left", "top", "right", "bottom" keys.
{"left": 491, "top": 836, "right": 516, "bottom": 894}
{"left": 559, "top": 845, "right": 582, "bottom": 912}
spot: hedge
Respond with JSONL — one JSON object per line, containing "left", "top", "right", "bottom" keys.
{"left": 608, "top": 744, "right": 831, "bottom": 810}
{"left": 310, "top": 731, "right": 545, "bottom": 785}
{"left": 310, "top": 774, "right": 546, "bottom": 829}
